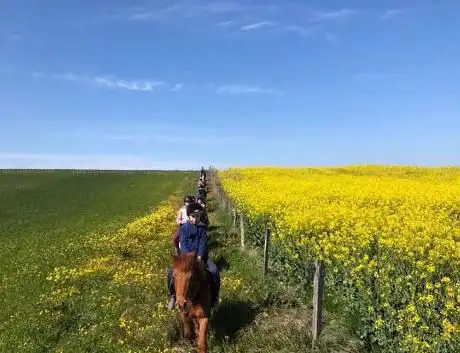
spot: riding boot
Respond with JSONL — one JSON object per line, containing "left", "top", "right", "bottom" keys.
{"left": 168, "top": 296, "right": 176, "bottom": 310}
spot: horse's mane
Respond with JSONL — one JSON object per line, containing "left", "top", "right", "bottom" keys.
{"left": 173, "top": 252, "right": 200, "bottom": 274}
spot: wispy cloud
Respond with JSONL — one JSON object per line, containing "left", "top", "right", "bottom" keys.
{"left": 31, "top": 71, "right": 281, "bottom": 97}
{"left": 127, "top": 5, "right": 180, "bottom": 22}
{"left": 216, "top": 85, "right": 280, "bottom": 95}
{"left": 240, "top": 21, "right": 278, "bottom": 31}
{"left": 92, "top": 76, "right": 165, "bottom": 92}
{"left": 309, "top": 9, "right": 358, "bottom": 22}
{"left": 99, "top": 3, "right": 361, "bottom": 42}
{"left": 382, "top": 9, "right": 403, "bottom": 19}
{"left": 113, "top": 1, "right": 248, "bottom": 23}
{"left": 218, "top": 20, "right": 234, "bottom": 26}
{"left": 34, "top": 72, "right": 179, "bottom": 93}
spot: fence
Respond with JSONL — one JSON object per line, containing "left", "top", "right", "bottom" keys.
{"left": 208, "top": 167, "right": 325, "bottom": 345}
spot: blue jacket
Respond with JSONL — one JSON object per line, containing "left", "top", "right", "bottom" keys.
{"left": 179, "top": 222, "right": 208, "bottom": 262}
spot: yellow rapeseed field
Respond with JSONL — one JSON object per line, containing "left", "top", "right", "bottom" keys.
{"left": 218, "top": 166, "right": 460, "bottom": 353}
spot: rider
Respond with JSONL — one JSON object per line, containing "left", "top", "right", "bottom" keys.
{"left": 198, "top": 181, "right": 207, "bottom": 199}
{"left": 198, "top": 178, "right": 206, "bottom": 189}
{"left": 167, "top": 202, "right": 220, "bottom": 310}
{"left": 172, "top": 196, "right": 193, "bottom": 252}
{"left": 176, "top": 196, "right": 192, "bottom": 226}
{"left": 196, "top": 195, "right": 205, "bottom": 208}
{"left": 196, "top": 196, "right": 209, "bottom": 228}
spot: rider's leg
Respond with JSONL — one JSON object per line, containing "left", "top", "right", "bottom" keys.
{"left": 206, "top": 259, "right": 220, "bottom": 305}
{"left": 167, "top": 267, "right": 176, "bottom": 310}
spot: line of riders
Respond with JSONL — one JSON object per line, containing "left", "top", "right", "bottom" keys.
{"left": 166, "top": 168, "right": 221, "bottom": 310}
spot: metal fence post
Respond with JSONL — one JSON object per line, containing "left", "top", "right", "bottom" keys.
{"left": 263, "top": 227, "right": 271, "bottom": 278}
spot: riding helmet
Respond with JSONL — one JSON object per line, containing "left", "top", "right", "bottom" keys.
{"left": 186, "top": 202, "right": 204, "bottom": 217}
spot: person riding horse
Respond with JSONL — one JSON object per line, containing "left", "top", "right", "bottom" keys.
{"left": 172, "top": 195, "right": 195, "bottom": 252}
{"left": 196, "top": 196, "right": 209, "bottom": 228}
{"left": 167, "top": 202, "right": 220, "bottom": 310}
{"left": 198, "top": 180, "right": 207, "bottom": 199}
{"left": 198, "top": 178, "right": 206, "bottom": 189}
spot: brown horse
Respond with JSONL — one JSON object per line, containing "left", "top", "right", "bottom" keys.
{"left": 172, "top": 252, "right": 212, "bottom": 353}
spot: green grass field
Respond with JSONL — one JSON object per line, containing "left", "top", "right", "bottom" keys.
{"left": 0, "top": 170, "right": 193, "bottom": 352}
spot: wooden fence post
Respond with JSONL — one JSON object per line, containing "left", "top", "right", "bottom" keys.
{"left": 232, "top": 208, "right": 237, "bottom": 230}
{"left": 222, "top": 193, "right": 227, "bottom": 210}
{"left": 312, "top": 260, "right": 325, "bottom": 346}
{"left": 263, "top": 227, "right": 271, "bottom": 278}
{"left": 240, "top": 214, "right": 245, "bottom": 248}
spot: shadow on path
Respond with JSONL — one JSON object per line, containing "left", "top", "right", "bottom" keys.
{"left": 207, "top": 235, "right": 220, "bottom": 252}
{"left": 214, "top": 255, "right": 230, "bottom": 272}
{"left": 211, "top": 300, "right": 256, "bottom": 342}
{"left": 207, "top": 225, "right": 219, "bottom": 232}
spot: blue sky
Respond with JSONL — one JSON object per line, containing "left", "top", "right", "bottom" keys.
{"left": 1, "top": 0, "right": 459, "bottom": 169}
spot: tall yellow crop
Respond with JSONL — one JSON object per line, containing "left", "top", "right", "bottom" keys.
{"left": 218, "top": 166, "right": 460, "bottom": 353}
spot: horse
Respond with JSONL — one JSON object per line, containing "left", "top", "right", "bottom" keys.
{"left": 172, "top": 252, "right": 212, "bottom": 353}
